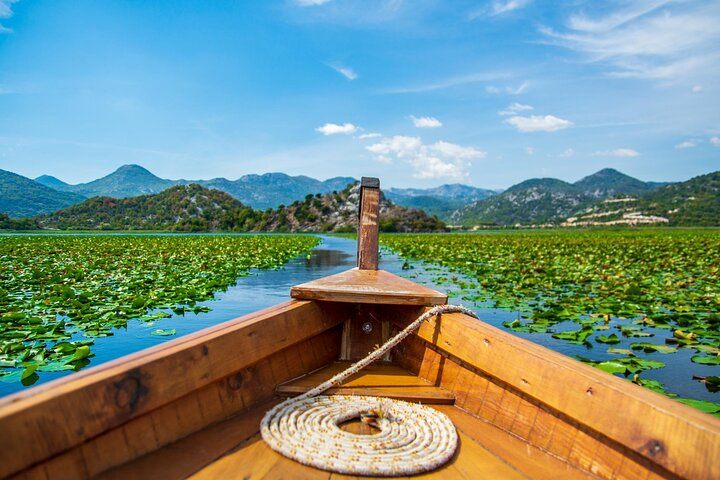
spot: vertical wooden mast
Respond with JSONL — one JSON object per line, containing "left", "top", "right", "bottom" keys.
{"left": 357, "top": 177, "right": 380, "bottom": 270}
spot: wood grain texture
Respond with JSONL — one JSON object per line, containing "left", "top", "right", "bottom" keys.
{"left": 0, "top": 300, "right": 344, "bottom": 479}
{"left": 18, "top": 327, "right": 342, "bottom": 479}
{"left": 291, "top": 268, "right": 447, "bottom": 305}
{"left": 357, "top": 181, "right": 380, "bottom": 270}
{"left": 395, "top": 310, "right": 720, "bottom": 480}
{"left": 276, "top": 361, "right": 455, "bottom": 404}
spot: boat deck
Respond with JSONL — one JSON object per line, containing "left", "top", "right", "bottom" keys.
{"left": 99, "top": 362, "right": 590, "bottom": 479}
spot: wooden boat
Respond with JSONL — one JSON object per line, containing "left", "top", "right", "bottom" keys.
{"left": 1, "top": 178, "right": 718, "bottom": 479}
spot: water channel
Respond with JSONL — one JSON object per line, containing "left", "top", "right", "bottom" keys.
{"left": 2, "top": 235, "right": 717, "bottom": 404}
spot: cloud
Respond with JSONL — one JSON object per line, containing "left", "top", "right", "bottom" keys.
{"left": 491, "top": 0, "right": 532, "bottom": 16}
{"left": 383, "top": 71, "right": 509, "bottom": 94}
{"left": 592, "top": 148, "right": 640, "bottom": 157}
{"left": 711, "top": 136, "right": 720, "bottom": 146}
{"left": 295, "top": 0, "right": 332, "bottom": 6}
{"left": 366, "top": 135, "right": 485, "bottom": 180}
{"left": 505, "top": 115, "right": 573, "bottom": 132}
{"left": 525, "top": 147, "right": 535, "bottom": 155}
{"left": 0, "top": 0, "right": 19, "bottom": 33}
{"left": 558, "top": 148, "right": 575, "bottom": 158}
{"left": 498, "top": 102, "right": 533, "bottom": 116}
{"left": 471, "top": 0, "right": 532, "bottom": 18}
{"left": 540, "top": 2, "right": 720, "bottom": 82}
{"left": 486, "top": 81, "right": 529, "bottom": 95}
{"left": 329, "top": 63, "right": 358, "bottom": 80}
{"left": 410, "top": 116, "right": 442, "bottom": 128}
{"left": 315, "top": 123, "right": 359, "bottom": 135}
{"left": 675, "top": 139, "right": 699, "bottom": 149}
{"left": 357, "top": 132, "right": 382, "bottom": 140}
{"left": 692, "top": 85, "right": 703, "bottom": 93}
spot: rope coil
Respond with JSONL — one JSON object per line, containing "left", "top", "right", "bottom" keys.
{"left": 261, "top": 304, "right": 479, "bottom": 476}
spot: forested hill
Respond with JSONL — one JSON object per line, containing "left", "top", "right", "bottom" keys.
{"left": 37, "top": 183, "right": 446, "bottom": 232}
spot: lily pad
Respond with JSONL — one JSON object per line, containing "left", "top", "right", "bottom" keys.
{"left": 150, "top": 328, "right": 177, "bottom": 337}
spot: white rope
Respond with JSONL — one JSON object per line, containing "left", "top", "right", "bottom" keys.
{"left": 261, "top": 304, "right": 479, "bottom": 476}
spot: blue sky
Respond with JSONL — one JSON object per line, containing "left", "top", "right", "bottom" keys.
{"left": 0, "top": 0, "right": 718, "bottom": 189}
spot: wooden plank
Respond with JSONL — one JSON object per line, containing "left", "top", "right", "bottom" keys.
{"left": 408, "top": 311, "right": 720, "bottom": 480}
{"left": 438, "top": 406, "right": 591, "bottom": 480}
{"left": 290, "top": 268, "right": 447, "bottom": 305}
{"left": 357, "top": 176, "right": 380, "bottom": 270}
{"left": 0, "top": 300, "right": 343, "bottom": 479}
{"left": 276, "top": 362, "right": 455, "bottom": 404}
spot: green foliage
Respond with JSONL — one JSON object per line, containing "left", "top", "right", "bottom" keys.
{"left": 0, "top": 169, "right": 85, "bottom": 218}
{"left": 381, "top": 229, "right": 720, "bottom": 414}
{"left": 0, "top": 234, "right": 319, "bottom": 385}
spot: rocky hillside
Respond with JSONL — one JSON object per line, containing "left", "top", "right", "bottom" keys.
{"left": 36, "top": 183, "right": 446, "bottom": 232}
{"left": 259, "top": 183, "right": 446, "bottom": 233}
{"left": 453, "top": 168, "right": 666, "bottom": 226}
{"left": 37, "top": 184, "right": 260, "bottom": 231}
{"left": 0, "top": 169, "right": 86, "bottom": 217}
{"left": 564, "top": 171, "right": 720, "bottom": 227}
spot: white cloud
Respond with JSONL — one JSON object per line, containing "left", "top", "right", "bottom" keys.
{"left": 383, "top": 71, "right": 509, "bottom": 94}
{"left": 675, "top": 140, "right": 699, "bottom": 149}
{"left": 357, "top": 132, "right": 382, "bottom": 140}
{"left": 491, "top": 0, "right": 532, "bottom": 16}
{"left": 525, "top": 147, "right": 535, "bottom": 155}
{"left": 692, "top": 85, "right": 703, "bottom": 93}
{"left": 0, "top": 0, "right": 19, "bottom": 33}
{"left": 486, "top": 81, "right": 529, "bottom": 95}
{"left": 498, "top": 102, "right": 533, "bottom": 116}
{"left": 296, "top": 0, "right": 332, "bottom": 6}
{"left": 711, "top": 136, "right": 720, "bottom": 147}
{"left": 329, "top": 64, "right": 358, "bottom": 81}
{"left": 410, "top": 116, "right": 442, "bottom": 128}
{"left": 592, "top": 148, "right": 640, "bottom": 157}
{"left": 315, "top": 123, "right": 359, "bottom": 135}
{"left": 558, "top": 148, "right": 575, "bottom": 158}
{"left": 540, "top": 2, "right": 720, "bottom": 82}
{"left": 505, "top": 115, "right": 573, "bottom": 132}
{"left": 366, "top": 135, "right": 485, "bottom": 180}
{"left": 471, "top": 0, "right": 532, "bottom": 18}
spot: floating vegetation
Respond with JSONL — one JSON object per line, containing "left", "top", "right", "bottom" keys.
{"left": 381, "top": 230, "right": 720, "bottom": 414}
{"left": 0, "top": 234, "right": 319, "bottom": 385}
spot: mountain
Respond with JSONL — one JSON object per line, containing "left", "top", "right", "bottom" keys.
{"left": 62, "top": 164, "right": 177, "bottom": 198}
{"left": 385, "top": 184, "right": 496, "bottom": 219}
{"left": 0, "top": 169, "right": 87, "bottom": 218}
{"left": 37, "top": 165, "right": 355, "bottom": 210}
{"left": 34, "top": 174, "right": 71, "bottom": 190}
{"left": 574, "top": 168, "right": 655, "bottom": 198}
{"left": 565, "top": 171, "right": 720, "bottom": 227}
{"left": 37, "top": 184, "right": 260, "bottom": 231}
{"left": 453, "top": 169, "right": 665, "bottom": 226}
{"left": 260, "top": 183, "right": 446, "bottom": 233}
{"left": 38, "top": 183, "right": 446, "bottom": 233}
{"left": 196, "top": 173, "right": 355, "bottom": 210}
{"left": 640, "top": 171, "right": 719, "bottom": 225}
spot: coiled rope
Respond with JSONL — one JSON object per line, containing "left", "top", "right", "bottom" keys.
{"left": 261, "top": 304, "right": 479, "bottom": 476}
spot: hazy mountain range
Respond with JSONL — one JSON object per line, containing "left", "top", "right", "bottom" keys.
{"left": 1, "top": 164, "right": 718, "bottom": 227}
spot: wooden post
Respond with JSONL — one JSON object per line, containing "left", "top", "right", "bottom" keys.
{"left": 357, "top": 177, "right": 380, "bottom": 270}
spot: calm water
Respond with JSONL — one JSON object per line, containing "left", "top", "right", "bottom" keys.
{"left": 1, "top": 235, "right": 716, "bottom": 404}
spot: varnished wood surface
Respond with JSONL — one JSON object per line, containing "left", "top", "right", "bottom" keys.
{"left": 291, "top": 268, "right": 447, "bottom": 305}
{"left": 392, "top": 310, "right": 720, "bottom": 480}
{"left": 357, "top": 180, "right": 380, "bottom": 270}
{"left": 0, "top": 300, "right": 344, "bottom": 479}
{"left": 276, "top": 361, "right": 455, "bottom": 404}
{"left": 100, "top": 401, "right": 588, "bottom": 480}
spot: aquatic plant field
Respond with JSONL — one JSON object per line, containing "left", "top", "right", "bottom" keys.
{"left": 0, "top": 234, "right": 319, "bottom": 386}
{"left": 381, "top": 229, "right": 720, "bottom": 415}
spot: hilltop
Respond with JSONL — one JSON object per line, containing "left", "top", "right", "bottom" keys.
{"left": 0, "top": 169, "right": 86, "bottom": 217}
